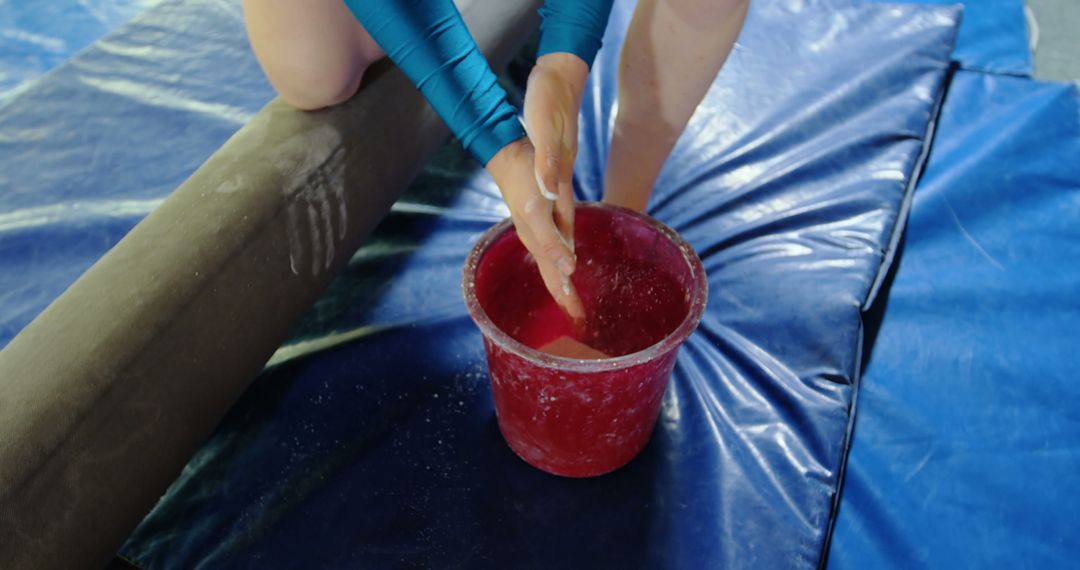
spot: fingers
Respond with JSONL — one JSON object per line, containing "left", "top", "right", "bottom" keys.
{"left": 486, "top": 137, "right": 584, "bottom": 324}
{"left": 514, "top": 211, "right": 586, "bottom": 323}
{"left": 521, "top": 167, "right": 583, "bottom": 324}
{"left": 524, "top": 79, "right": 577, "bottom": 251}
{"left": 554, "top": 179, "right": 575, "bottom": 253}
{"left": 555, "top": 122, "right": 578, "bottom": 249}
{"left": 523, "top": 66, "right": 569, "bottom": 203}
{"left": 522, "top": 126, "right": 581, "bottom": 321}
{"left": 524, "top": 106, "right": 564, "bottom": 202}
{"left": 523, "top": 193, "right": 575, "bottom": 277}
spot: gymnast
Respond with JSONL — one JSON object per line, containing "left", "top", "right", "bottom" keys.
{"left": 243, "top": 0, "right": 748, "bottom": 319}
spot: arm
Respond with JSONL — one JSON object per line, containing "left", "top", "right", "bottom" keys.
{"left": 523, "top": 0, "right": 614, "bottom": 247}
{"left": 343, "top": 0, "right": 524, "bottom": 165}
{"left": 604, "top": 0, "right": 749, "bottom": 212}
{"left": 536, "top": 0, "right": 614, "bottom": 68}
{"left": 343, "top": 0, "right": 584, "bottom": 320}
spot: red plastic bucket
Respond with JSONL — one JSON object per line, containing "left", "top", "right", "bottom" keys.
{"left": 463, "top": 203, "right": 707, "bottom": 477}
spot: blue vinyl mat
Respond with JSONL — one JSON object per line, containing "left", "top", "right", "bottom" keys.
{"left": 0, "top": 0, "right": 1031, "bottom": 101}
{"left": 77, "top": 0, "right": 955, "bottom": 567}
{"left": 0, "top": 0, "right": 160, "bottom": 101}
{"left": 0, "top": 0, "right": 274, "bottom": 346}
{"left": 867, "top": 0, "right": 1032, "bottom": 75}
{"left": 828, "top": 71, "right": 1080, "bottom": 569}
{"left": 4, "top": 0, "right": 1073, "bottom": 568}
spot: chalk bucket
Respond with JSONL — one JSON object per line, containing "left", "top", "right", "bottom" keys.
{"left": 463, "top": 203, "right": 707, "bottom": 477}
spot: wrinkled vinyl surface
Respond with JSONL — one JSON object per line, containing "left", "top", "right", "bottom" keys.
{"left": 0, "top": 1, "right": 1027, "bottom": 97}
{"left": 0, "top": 0, "right": 274, "bottom": 347}
{"left": 111, "top": 1, "right": 955, "bottom": 568}
{"left": 867, "top": 0, "right": 1031, "bottom": 75}
{"left": 0, "top": 0, "right": 161, "bottom": 102}
{"left": 1, "top": 0, "right": 960, "bottom": 568}
{"left": 829, "top": 72, "right": 1080, "bottom": 569}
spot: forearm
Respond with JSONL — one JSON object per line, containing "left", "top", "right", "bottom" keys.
{"left": 605, "top": 0, "right": 749, "bottom": 211}
{"left": 343, "top": 0, "right": 524, "bottom": 165}
{"left": 523, "top": 0, "right": 613, "bottom": 242}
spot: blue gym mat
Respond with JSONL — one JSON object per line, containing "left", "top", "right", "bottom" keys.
{"left": 0, "top": 0, "right": 159, "bottom": 102}
{"left": 0, "top": 0, "right": 274, "bottom": 346}
{"left": 0, "top": 0, "right": 953, "bottom": 567}
{"left": 867, "top": 0, "right": 1032, "bottom": 75}
{"left": 9, "top": 0, "right": 1072, "bottom": 568}
{"left": 827, "top": 71, "right": 1080, "bottom": 569}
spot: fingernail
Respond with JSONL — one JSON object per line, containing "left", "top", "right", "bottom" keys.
{"left": 561, "top": 273, "right": 572, "bottom": 296}
{"left": 557, "top": 230, "right": 572, "bottom": 251}
{"left": 562, "top": 233, "right": 575, "bottom": 255}
{"left": 535, "top": 170, "right": 558, "bottom": 201}
{"left": 557, "top": 256, "right": 574, "bottom": 276}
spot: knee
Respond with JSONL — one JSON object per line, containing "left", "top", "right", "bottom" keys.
{"left": 277, "top": 73, "right": 364, "bottom": 111}
{"left": 243, "top": 0, "right": 379, "bottom": 110}
{"left": 248, "top": 31, "right": 370, "bottom": 110}
{"left": 269, "top": 60, "right": 366, "bottom": 111}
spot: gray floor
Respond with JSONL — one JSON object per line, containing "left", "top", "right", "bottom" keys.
{"left": 1028, "top": 0, "right": 1080, "bottom": 81}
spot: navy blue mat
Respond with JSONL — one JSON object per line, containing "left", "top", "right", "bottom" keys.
{"left": 828, "top": 71, "right": 1080, "bottom": 569}
{"left": 61, "top": 1, "right": 963, "bottom": 567}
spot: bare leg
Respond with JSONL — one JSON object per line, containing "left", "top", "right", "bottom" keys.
{"left": 242, "top": 0, "right": 385, "bottom": 110}
{"left": 604, "top": 0, "right": 749, "bottom": 212}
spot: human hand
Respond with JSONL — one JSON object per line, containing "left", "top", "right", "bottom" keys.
{"left": 523, "top": 52, "right": 589, "bottom": 251}
{"left": 486, "top": 137, "right": 585, "bottom": 323}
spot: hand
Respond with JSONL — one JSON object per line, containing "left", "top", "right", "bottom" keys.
{"left": 523, "top": 52, "right": 589, "bottom": 251}
{"left": 487, "top": 137, "right": 585, "bottom": 323}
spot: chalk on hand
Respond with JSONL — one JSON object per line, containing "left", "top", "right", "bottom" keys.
{"left": 538, "top": 335, "right": 611, "bottom": 359}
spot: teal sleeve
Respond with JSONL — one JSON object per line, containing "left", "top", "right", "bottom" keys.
{"left": 343, "top": 0, "right": 525, "bottom": 165}
{"left": 537, "top": 0, "right": 616, "bottom": 68}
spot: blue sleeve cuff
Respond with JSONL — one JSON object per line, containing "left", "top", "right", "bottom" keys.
{"left": 343, "top": 0, "right": 524, "bottom": 166}
{"left": 537, "top": 0, "right": 615, "bottom": 68}
{"left": 472, "top": 114, "right": 526, "bottom": 167}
